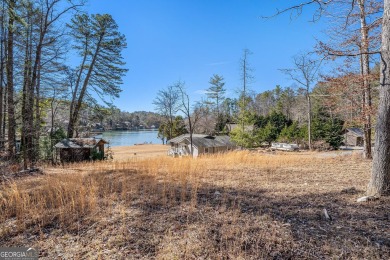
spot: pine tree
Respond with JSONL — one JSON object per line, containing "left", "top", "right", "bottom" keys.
{"left": 207, "top": 74, "right": 226, "bottom": 131}
{"left": 68, "top": 14, "right": 127, "bottom": 138}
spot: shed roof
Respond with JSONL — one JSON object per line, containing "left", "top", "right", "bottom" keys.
{"left": 54, "top": 138, "right": 108, "bottom": 149}
{"left": 168, "top": 134, "right": 209, "bottom": 144}
{"left": 167, "top": 134, "right": 235, "bottom": 149}
{"left": 344, "top": 128, "right": 364, "bottom": 137}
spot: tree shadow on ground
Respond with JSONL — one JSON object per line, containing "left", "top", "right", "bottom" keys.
{"left": 128, "top": 172, "right": 390, "bottom": 259}
{"left": 1, "top": 168, "right": 389, "bottom": 259}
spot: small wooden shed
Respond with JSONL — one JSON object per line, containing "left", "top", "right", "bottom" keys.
{"left": 342, "top": 128, "right": 364, "bottom": 146}
{"left": 54, "top": 138, "right": 108, "bottom": 162}
{"left": 167, "top": 134, "right": 235, "bottom": 157}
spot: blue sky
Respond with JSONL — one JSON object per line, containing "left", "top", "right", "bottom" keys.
{"left": 84, "top": 1, "right": 328, "bottom": 112}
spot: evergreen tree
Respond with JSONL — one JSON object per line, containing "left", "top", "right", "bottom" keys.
{"left": 311, "top": 108, "right": 344, "bottom": 149}
{"left": 266, "top": 111, "right": 292, "bottom": 135}
{"left": 230, "top": 127, "right": 256, "bottom": 148}
{"left": 207, "top": 74, "right": 226, "bottom": 132}
{"left": 323, "top": 120, "right": 343, "bottom": 149}
{"left": 158, "top": 116, "right": 188, "bottom": 144}
{"left": 279, "top": 121, "right": 305, "bottom": 144}
{"left": 256, "top": 121, "right": 278, "bottom": 146}
{"left": 172, "top": 116, "right": 188, "bottom": 137}
{"left": 67, "top": 13, "right": 127, "bottom": 138}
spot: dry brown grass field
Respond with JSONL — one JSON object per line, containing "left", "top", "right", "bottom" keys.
{"left": 0, "top": 149, "right": 389, "bottom": 259}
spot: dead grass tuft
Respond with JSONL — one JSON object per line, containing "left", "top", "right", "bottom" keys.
{"left": 0, "top": 151, "right": 389, "bottom": 259}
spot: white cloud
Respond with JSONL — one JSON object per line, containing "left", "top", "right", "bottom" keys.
{"left": 194, "top": 89, "right": 211, "bottom": 95}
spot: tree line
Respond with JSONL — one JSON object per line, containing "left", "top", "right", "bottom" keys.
{"left": 0, "top": 0, "right": 127, "bottom": 169}
{"left": 155, "top": 0, "right": 390, "bottom": 196}
{"left": 272, "top": 0, "right": 388, "bottom": 201}
{"left": 155, "top": 72, "right": 376, "bottom": 150}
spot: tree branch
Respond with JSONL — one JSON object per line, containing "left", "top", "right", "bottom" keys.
{"left": 262, "top": 0, "right": 331, "bottom": 21}
{"left": 328, "top": 50, "right": 381, "bottom": 57}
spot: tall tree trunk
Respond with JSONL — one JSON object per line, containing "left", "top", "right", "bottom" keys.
{"left": 368, "top": 0, "right": 390, "bottom": 196}
{"left": 21, "top": 35, "right": 30, "bottom": 169}
{"left": 21, "top": 11, "right": 34, "bottom": 169}
{"left": 307, "top": 93, "right": 312, "bottom": 150}
{"left": 69, "top": 34, "right": 104, "bottom": 138}
{"left": 2, "top": 69, "right": 6, "bottom": 140}
{"left": 243, "top": 58, "right": 246, "bottom": 102}
{"left": 1, "top": 25, "right": 6, "bottom": 143}
{"left": 169, "top": 108, "right": 173, "bottom": 140}
{"left": 242, "top": 55, "right": 246, "bottom": 132}
{"left": 49, "top": 87, "right": 60, "bottom": 161}
{"left": 0, "top": 18, "right": 4, "bottom": 150}
{"left": 27, "top": 4, "right": 50, "bottom": 165}
{"left": 6, "top": 0, "right": 16, "bottom": 157}
{"left": 188, "top": 116, "right": 193, "bottom": 157}
{"left": 35, "top": 61, "right": 41, "bottom": 161}
{"left": 27, "top": 39, "right": 43, "bottom": 166}
{"left": 68, "top": 39, "right": 88, "bottom": 138}
{"left": 358, "top": 0, "right": 372, "bottom": 159}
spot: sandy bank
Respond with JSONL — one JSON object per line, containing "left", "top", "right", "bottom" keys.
{"left": 110, "top": 144, "right": 168, "bottom": 161}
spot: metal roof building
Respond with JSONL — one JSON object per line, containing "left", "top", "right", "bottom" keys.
{"left": 167, "top": 134, "right": 235, "bottom": 157}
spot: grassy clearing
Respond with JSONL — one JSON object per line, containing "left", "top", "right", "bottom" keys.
{"left": 0, "top": 151, "right": 389, "bottom": 259}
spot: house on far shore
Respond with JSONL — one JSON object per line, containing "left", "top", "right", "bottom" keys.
{"left": 342, "top": 128, "right": 364, "bottom": 146}
{"left": 167, "top": 134, "right": 235, "bottom": 157}
{"left": 54, "top": 138, "right": 108, "bottom": 162}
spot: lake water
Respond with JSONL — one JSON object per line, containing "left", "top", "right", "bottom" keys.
{"left": 94, "top": 130, "right": 161, "bottom": 147}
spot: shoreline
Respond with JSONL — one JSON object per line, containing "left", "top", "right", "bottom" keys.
{"left": 110, "top": 144, "right": 168, "bottom": 160}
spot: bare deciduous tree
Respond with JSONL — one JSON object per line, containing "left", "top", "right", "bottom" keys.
{"left": 239, "top": 48, "right": 254, "bottom": 110}
{"left": 153, "top": 84, "right": 179, "bottom": 141}
{"left": 176, "top": 81, "right": 203, "bottom": 157}
{"left": 281, "top": 53, "right": 322, "bottom": 150}
{"left": 316, "top": 0, "right": 382, "bottom": 159}
{"left": 270, "top": 0, "right": 389, "bottom": 196}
